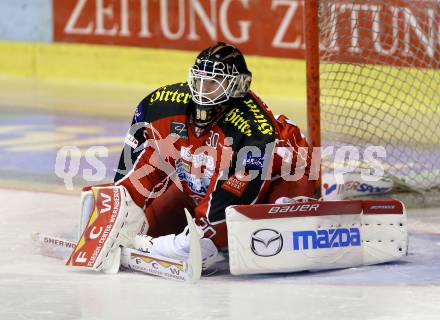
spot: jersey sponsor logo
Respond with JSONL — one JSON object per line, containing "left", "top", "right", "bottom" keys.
{"left": 180, "top": 146, "right": 192, "bottom": 161}
{"left": 244, "top": 99, "right": 274, "bottom": 136}
{"left": 171, "top": 121, "right": 188, "bottom": 139}
{"left": 134, "top": 103, "right": 144, "bottom": 122}
{"left": 242, "top": 151, "right": 265, "bottom": 170}
{"left": 176, "top": 159, "right": 211, "bottom": 195}
{"left": 292, "top": 228, "right": 361, "bottom": 250}
{"left": 184, "top": 175, "right": 210, "bottom": 195}
{"left": 268, "top": 203, "right": 320, "bottom": 214}
{"left": 251, "top": 229, "right": 283, "bottom": 257}
{"left": 180, "top": 146, "right": 215, "bottom": 170}
{"left": 221, "top": 174, "right": 249, "bottom": 197}
{"left": 124, "top": 133, "right": 139, "bottom": 149}
{"left": 202, "top": 168, "right": 214, "bottom": 179}
{"left": 224, "top": 108, "right": 252, "bottom": 136}
{"left": 149, "top": 85, "right": 192, "bottom": 104}
{"left": 176, "top": 158, "right": 190, "bottom": 172}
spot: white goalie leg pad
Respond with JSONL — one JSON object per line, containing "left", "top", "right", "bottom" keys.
{"left": 67, "top": 186, "right": 148, "bottom": 273}
{"left": 361, "top": 201, "right": 407, "bottom": 266}
{"left": 226, "top": 199, "right": 407, "bottom": 275}
{"left": 78, "top": 187, "right": 149, "bottom": 242}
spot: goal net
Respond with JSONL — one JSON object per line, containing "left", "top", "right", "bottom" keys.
{"left": 307, "top": 0, "right": 440, "bottom": 206}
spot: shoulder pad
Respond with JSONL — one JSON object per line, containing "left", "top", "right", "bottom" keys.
{"left": 135, "top": 82, "right": 193, "bottom": 123}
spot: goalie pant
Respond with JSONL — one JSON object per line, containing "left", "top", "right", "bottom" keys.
{"left": 113, "top": 82, "right": 316, "bottom": 250}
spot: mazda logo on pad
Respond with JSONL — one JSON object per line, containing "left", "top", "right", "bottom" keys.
{"left": 250, "top": 229, "right": 283, "bottom": 257}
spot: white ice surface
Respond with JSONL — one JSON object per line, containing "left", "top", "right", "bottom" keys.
{"left": 1, "top": 189, "right": 439, "bottom": 320}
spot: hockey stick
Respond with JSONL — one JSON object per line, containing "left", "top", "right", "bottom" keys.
{"left": 31, "top": 209, "right": 202, "bottom": 283}
{"left": 184, "top": 208, "right": 202, "bottom": 283}
{"left": 119, "top": 209, "right": 201, "bottom": 282}
{"left": 31, "top": 232, "right": 77, "bottom": 260}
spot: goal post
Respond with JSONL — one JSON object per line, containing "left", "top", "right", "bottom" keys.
{"left": 304, "top": 0, "right": 321, "bottom": 150}
{"left": 305, "top": 0, "right": 440, "bottom": 206}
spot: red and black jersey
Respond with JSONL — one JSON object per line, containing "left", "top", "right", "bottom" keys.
{"left": 114, "top": 82, "right": 312, "bottom": 248}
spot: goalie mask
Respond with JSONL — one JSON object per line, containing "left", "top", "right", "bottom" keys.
{"left": 188, "top": 42, "right": 252, "bottom": 127}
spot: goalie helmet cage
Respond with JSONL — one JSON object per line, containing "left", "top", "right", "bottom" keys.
{"left": 304, "top": 0, "right": 440, "bottom": 207}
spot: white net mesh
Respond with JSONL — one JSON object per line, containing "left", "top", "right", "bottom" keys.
{"left": 318, "top": 0, "right": 440, "bottom": 205}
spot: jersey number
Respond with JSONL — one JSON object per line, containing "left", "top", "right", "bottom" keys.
{"left": 206, "top": 130, "right": 220, "bottom": 148}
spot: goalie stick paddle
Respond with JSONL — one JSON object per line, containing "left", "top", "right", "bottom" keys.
{"left": 119, "top": 208, "right": 202, "bottom": 283}
{"left": 184, "top": 208, "right": 202, "bottom": 283}
{"left": 31, "top": 208, "right": 202, "bottom": 283}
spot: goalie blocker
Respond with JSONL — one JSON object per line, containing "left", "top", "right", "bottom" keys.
{"left": 226, "top": 199, "right": 407, "bottom": 275}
